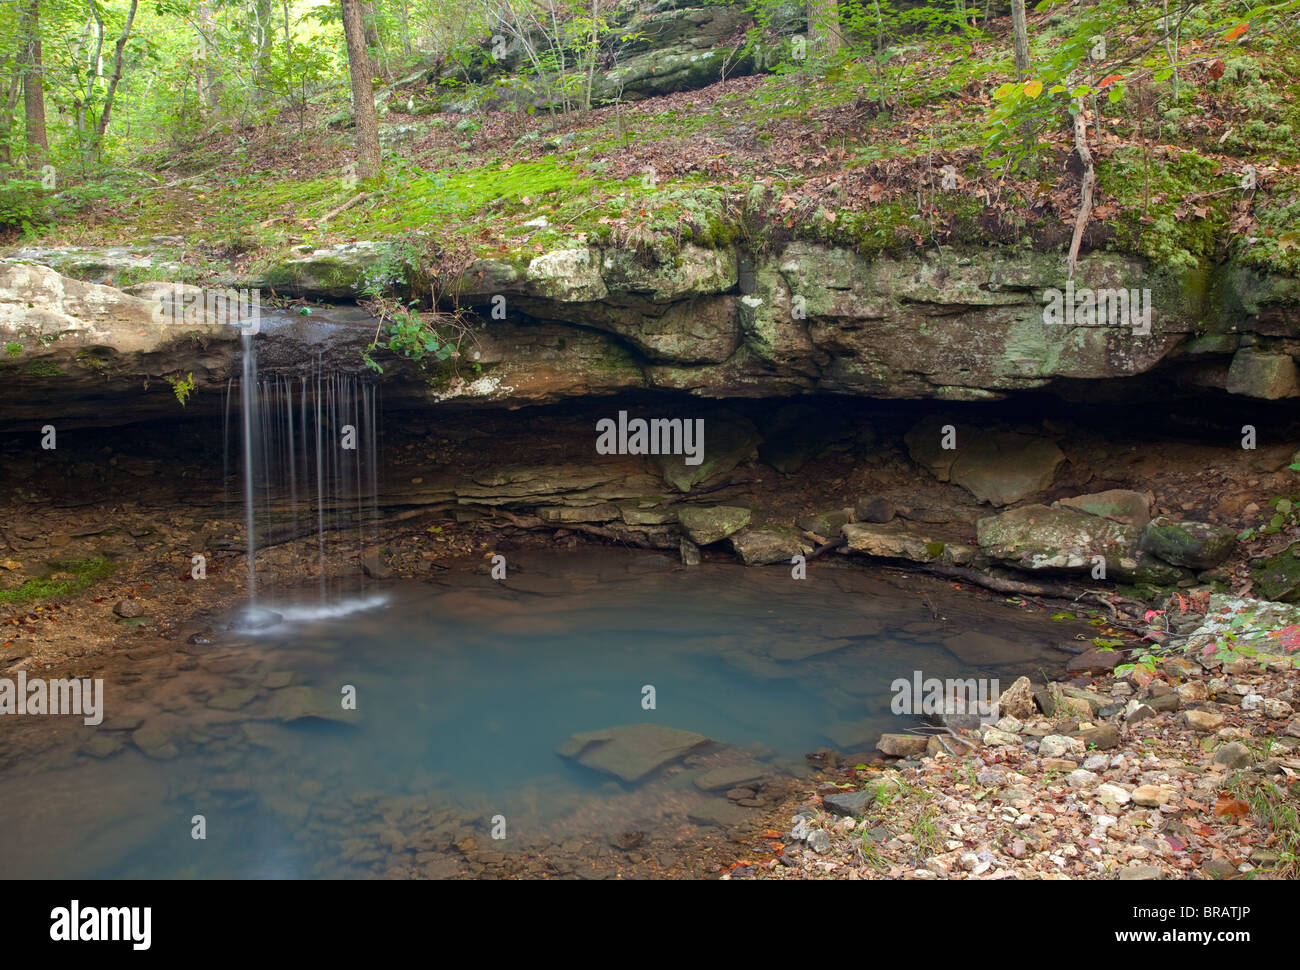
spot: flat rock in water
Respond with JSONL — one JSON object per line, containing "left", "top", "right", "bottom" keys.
{"left": 557, "top": 723, "right": 711, "bottom": 783}
{"left": 942, "top": 631, "right": 1043, "bottom": 665}
{"left": 270, "top": 686, "right": 355, "bottom": 724}
{"left": 766, "top": 637, "right": 855, "bottom": 661}
{"left": 207, "top": 688, "right": 259, "bottom": 711}
{"left": 694, "top": 763, "right": 767, "bottom": 791}
{"left": 821, "top": 717, "right": 879, "bottom": 748}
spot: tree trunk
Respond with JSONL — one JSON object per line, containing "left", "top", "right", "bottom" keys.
{"left": 20, "top": 0, "right": 48, "bottom": 168}
{"left": 361, "top": 2, "right": 390, "bottom": 80}
{"left": 341, "top": 0, "right": 381, "bottom": 178}
{"left": 1010, "top": 0, "right": 1030, "bottom": 76}
{"left": 808, "top": 0, "right": 840, "bottom": 61}
{"left": 197, "top": 1, "right": 221, "bottom": 113}
{"left": 91, "top": 0, "right": 140, "bottom": 158}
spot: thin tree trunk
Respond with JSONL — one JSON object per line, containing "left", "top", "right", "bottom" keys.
{"left": 341, "top": 0, "right": 381, "bottom": 178}
{"left": 361, "top": 2, "right": 390, "bottom": 81}
{"left": 197, "top": 1, "right": 220, "bottom": 113}
{"left": 91, "top": 0, "right": 139, "bottom": 158}
{"left": 255, "top": 0, "right": 273, "bottom": 90}
{"left": 20, "top": 0, "right": 48, "bottom": 168}
{"left": 1010, "top": 0, "right": 1030, "bottom": 76}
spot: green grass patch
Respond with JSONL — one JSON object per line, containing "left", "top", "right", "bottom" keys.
{"left": 0, "top": 558, "right": 119, "bottom": 606}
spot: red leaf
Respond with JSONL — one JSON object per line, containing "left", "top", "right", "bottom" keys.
{"left": 1224, "top": 22, "right": 1249, "bottom": 41}
{"left": 1208, "top": 59, "right": 1226, "bottom": 80}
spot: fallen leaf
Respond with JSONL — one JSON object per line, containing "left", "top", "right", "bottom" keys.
{"left": 1214, "top": 795, "right": 1250, "bottom": 819}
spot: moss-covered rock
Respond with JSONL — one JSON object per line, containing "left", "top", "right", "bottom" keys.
{"left": 1139, "top": 516, "right": 1236, "bottom": 570}
{"left": 677, "top": 505, "right": 751, "bottom": 545}
{"left": 1251, "top": 542, "right": 1300, "bottom": 602}
{"left": 976, "top": 505, "right": 1138, "bottom": 574}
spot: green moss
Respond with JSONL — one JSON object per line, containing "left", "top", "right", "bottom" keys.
{"left": 0, "top": 558, "right": 118, "bottom": 606}
{"left": 5, "top": 342, "right": 21, "bottom": 357}
{"left": 25, "top": 360, "right": 64, "bottom": 377}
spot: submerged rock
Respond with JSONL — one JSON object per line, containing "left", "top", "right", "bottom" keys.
{"left": 270, "top": 686, "right": 355, "bottom": 724}
{"left": 207, "top": 688, "right": 260, "bottom": 711}
{"left": 131, "top": 727, "right": 179, "bottom": 760}
{"left": 694, "top": 763, "right": 767, "bottom": 791}
{"left": 557, "top": 724, "right": 711, "bottom": 783}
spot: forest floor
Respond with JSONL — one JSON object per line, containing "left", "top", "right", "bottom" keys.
{"left": 24, "top": 11, "right": 1300, "bottom": 292}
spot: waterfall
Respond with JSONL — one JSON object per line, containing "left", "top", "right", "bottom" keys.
{"left": 227, "top": 335, "right": 381, "bottom": 623}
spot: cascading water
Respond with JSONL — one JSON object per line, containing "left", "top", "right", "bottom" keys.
{"left": 226, "top": 332, "right": 383, "bottom": 628}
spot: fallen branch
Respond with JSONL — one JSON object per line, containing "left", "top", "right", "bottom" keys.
{"left": 1066, "top": 98, "right": 1095, "bottom": 279}
{"left": 315, "top": 191, "right": 373, "bottom": 225}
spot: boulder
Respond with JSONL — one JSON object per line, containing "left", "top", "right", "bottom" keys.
{"left": 1225, "top": 349, "right": 1300, "bottom": 399}
{"left": 728, "top": 527, "right": 809, "bottom": 565}
{"left": 677, "top": 505, "right": 751, "bottom": 545}
{"left": 1139, "top": 516, "right": 1236, "bottom": 570}
{"left": 976, "top": 504, "right": 1138, "bottom": 574}
{"left": 905, "top": 417, "right": 1065, "bottom": 506}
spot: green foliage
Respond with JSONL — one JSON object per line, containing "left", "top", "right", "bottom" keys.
{"left": 164, "top": 372, "right": 196, "bottom": 406}
{"left": 0, "top": 173, "right": 50, "bottom": 234}
{"left": 0, "top": 558, "right": 118, "bottom": 606}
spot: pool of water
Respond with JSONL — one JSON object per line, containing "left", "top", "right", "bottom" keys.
{"left": 0, "top": 550, "right": 1071, "bottom": 879}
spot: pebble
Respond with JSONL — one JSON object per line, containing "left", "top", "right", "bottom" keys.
{"left": 1211, "top": 741, "right": 1253, "bottom": 769}
{"left": 1184, "top": 710, "right": 1225, "bottom": 732}
{"left": 1066, "top": 769, "right": 1100, "bottom": 789}
{"left": 1096, "top": 783, "right": 1132, "bottom": 807}
{"left": 1132, "top": 785, "right": 1173, "bottom": 808}
{"left": 1039, "top": 735, "right": 1085, "bottom": 758}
